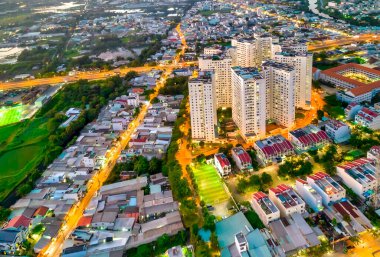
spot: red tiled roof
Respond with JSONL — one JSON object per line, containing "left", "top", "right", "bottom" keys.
{"left": 270, "top": 184, "right": 291, "bottom": 194}
{"left": 5, "top": 215, "right": 32, "bottom": 229}
{"left": 337, "top": 157, "right": 374, "bottom": 170}
{"left": 340, "top": 201, "right": 359, "bottom": 218}
{"left": 77, "top": 216, "right": 93, "bottom": 227}
{"left": 33, "top": 206, "right": 49, "bottom": 217}
{"left": 296, "top": 178, "right": 308, "bottom": 184}
{"left": 308, "top": 172, "right": 329, "bottom": 181}
{"left": 253, "top": 192, "right": 267, "bottom": 201}
{"left": 215, "top": 153, "right": 231, "bottom": 168}
{"left": 321, "top": 63, "right": 380, "bottom": 96}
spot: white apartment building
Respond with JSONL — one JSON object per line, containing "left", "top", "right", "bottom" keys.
{"left": 306, "top": 172, "right": 346, "bottom": 206}
{"left": 295, "top": 179, "right": 324, "bottom": 213}
{"left": 198, "top": 55, "right": 232, "bottom": 107}
{"left": 269, "top": 184, "right": 306, "bottom": 217}
{"left": 231, "top": 67, "right": 266, "bottom": 141}
{"left": 203, "top": 47, "right": 223, "bottom": 56}
{"left": 337, "top": 158, "right": 377, "bottom": 200}
{"left": 252, "top": 192, "right": 280, "bottom": 226}
{"left": 262, "top": 60, "right": 296, "bottom": 127}
{"left": 188, "top": 71, "right": 217, "bottom": 142}
{"left": 274, "top": 51, "right": 313, "bottom": 109}
{"left": 231, "top": 34, "right": 272, "bottom": 68}
{"left": 254, "top": 33, "right": 273, "bottom": 65}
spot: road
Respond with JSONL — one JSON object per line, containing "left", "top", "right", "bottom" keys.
{"left": 308, "top": 34, "right": 379, "bottom": 51}
{"left": 37, "top": 25, "right": 186, "bottom": 257}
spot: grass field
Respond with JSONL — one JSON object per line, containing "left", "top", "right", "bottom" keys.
{"left": 192, "top": 163, "right": 230, "bottom": 205}
{"left": 0, "top": 105, "right": 25, "bottom": 126}
{"left": 0, "top": 118, "right": 48, "bottom": 200}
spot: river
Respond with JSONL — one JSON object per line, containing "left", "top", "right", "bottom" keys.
{"left": 308, "top": 0, "right": 333, "bottom": 19}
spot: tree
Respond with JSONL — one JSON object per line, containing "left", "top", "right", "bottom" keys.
{"left": 17, "top": 183, "right": 33, "bottom": 197}
{"left": 199, "top": 141, "right": 205, "bottom": 148}
{"left": 0, "top": 207, "right": 10, "bottom": 222}
{"left": 133, "top": 156, "right": 149, "bottom": 175}
{"left": 148, "top": 157, "right": 162, "bottom": 175}
{"left": 261, "top": 172, "right": 273, "bottom": 187}
{"left": 317, "top": 110, "right": 324, "bottom": 120}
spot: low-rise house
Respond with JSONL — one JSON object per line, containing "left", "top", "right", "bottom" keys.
{"left": 336, "top": 158, "right": 377, "bottom": 199}
{"left": 251, "top": 192, "right": 280, "bottom": 226}
{"left": 354, "top": 107, "right": 380, "bottom": 129}
{"left": 254, "top": 135, "right": 294, "bottom": 165}
{"left": 231, "top": 147, "right": 252, "bottom": 172}
{"left": 367, "top": 145, "right": 380, "bottom": 161}
{"left": 306, "top": 172, "right": 346, "bottom": 206}
{"left": 323, "top": 119, "right": 351, "bottom": 143}
{"left": 331, "top": 201, "right": 373, "bottom": 235}
{"left": 289, "top": 125, "right": 330, "bottom": 151}
{"left": 269, "top": 184, "right": 306, "bottom": 216}
{"left": 214, "top": 153, "right": 231, "bottom": 176}
{"left": 268, "top": 213, "right": 320, "bottom": 255}
{"left": 295, "top": 179, "right": 324, "bottom": 213}
{"left": 345, "top": 102, "right": 362, "bottom": 120}
{"left": 0, "top": 228, "right": 26, "bottom": 254}
{"left": 215, "top": 212, "right": 285, "bottom": 257}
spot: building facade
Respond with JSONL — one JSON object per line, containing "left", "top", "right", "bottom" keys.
{"left": 231, "top": 67, "right": 266, "bottom": 141}
{"left": 274, "top": 51, "right": 313, "bottom": 109}
{"left": 262, "top": 60, "right": 296, "bottom": 127}
{"left": 188, "top": 71, "right": 217, "bottom": 142}
{"left": 198, "top": 55, "right": 232, "bottom": 108}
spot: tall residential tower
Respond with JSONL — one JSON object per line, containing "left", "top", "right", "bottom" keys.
{"left": 188, "top": 71, "right": 217, "bottom": 142}
{"left": 231, "top": 67, "right": 266, "bottom": 142}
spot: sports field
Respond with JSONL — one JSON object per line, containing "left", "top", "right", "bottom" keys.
{"left": 0, "top": 105, "right": 25, "bottom": 126}
{"left": 192, "top": 163, "right": 230, "bottom": 205}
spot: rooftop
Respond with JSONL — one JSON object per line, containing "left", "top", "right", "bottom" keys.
{"left": 270, "top": 184, "right": 304, "bottom": 209}
{"left": 231, "top": 66, "right": 263, "bottom": 81}
{"left": 215, "top": 153, "right": 231, "bottom": 168}
{"left": 338, "top": 158, "right": 376, "bottom": 186}
{"left": 307, "top": 172, "right": 345, "bottom": 196}
{"left": 262, "top": 60, "right": 295, "bottom": 72}
{"left": 231, "top": 147, "right": 251, "bottom": 164}
{"left": 253, "top": 192, "right": 279, "bottom": 215}
{"left": 321, "top": 63, "right": 380, "bottom": 96}
{"left": 255, "top": 135, "right": 294, "bottom": 159}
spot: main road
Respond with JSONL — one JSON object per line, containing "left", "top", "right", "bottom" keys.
{"left": 37, "top": 25, "right": 186, "bottom": 257}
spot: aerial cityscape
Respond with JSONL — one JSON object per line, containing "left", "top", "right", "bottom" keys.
{"left": 0, "top": 0, "right": 379, "bottom": 256}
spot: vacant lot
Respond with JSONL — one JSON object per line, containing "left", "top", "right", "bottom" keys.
{"left": 192, "top": 163, "right": 230, "bottom": 205}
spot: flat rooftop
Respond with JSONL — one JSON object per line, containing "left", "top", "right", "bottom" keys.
{"left": 253, "top": 192, "right": 279, "bottom": 215}
{"left": 338, "top": 158, "right": 376, "bottom": 185}
{"left": 270, "top": 184, "right": 304, "bottom": 209}
{"left": 308, "top": 172, "right": 345, "bottom": 196}
{"left": 231, "top": 66, "right": 263, "bottom": 80}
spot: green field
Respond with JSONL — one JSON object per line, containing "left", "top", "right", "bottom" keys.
{"left": 192, "top": 163, "right": 230, "bottom": 205}
{"left": 0, "top": 118, "right": 48, "bottom": 200}
{"left": 0, "top": 105, "right": 25, "bottom": 126}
